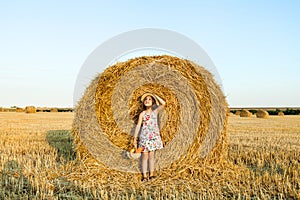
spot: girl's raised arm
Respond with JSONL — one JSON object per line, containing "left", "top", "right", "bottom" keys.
{"left": 154, "top": 95, "right": 166, "bottom": 113}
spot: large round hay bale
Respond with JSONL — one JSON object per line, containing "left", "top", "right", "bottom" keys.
{"left": 256, "top": 110, "right": 269, "bottom": 118}
{"left": 72, "top": 55, "right": 228, "bottom": 189}
{"left": 240, "top": 109, "right": 251, "bottom": 117}
{"left": 0, "top": 107, "right": 3, "bottom": 112}
{"left": 278, "top": 111, "right": 284, "bottom": 116}
{"left": 25, "top": 106, "right": 36, "bottom": 113}
{"left": 16, "top": 107, "right": 24, "bottom": 112}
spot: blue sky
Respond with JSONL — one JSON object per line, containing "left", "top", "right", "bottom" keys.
{"left": 1, "top": 1, "right": 299, "bottom": 107}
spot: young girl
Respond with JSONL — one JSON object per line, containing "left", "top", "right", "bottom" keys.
{"left": 133, "top": 93, "right": 165, "bottom": 181}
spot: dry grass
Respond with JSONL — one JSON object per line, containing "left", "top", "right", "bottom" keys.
{"left": 0, "top": 112, "right": 300, "bottom": 199}
{"left": 227, "top": 115, "right": 300, "bottom": 198}
{"left": 0, "top": 112, "right": 73, "bottom": 199}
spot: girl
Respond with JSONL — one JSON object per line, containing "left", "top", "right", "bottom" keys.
{"left": 133, "top": 93, "right": 165, "bottom": 181}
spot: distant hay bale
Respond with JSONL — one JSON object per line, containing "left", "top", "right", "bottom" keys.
{"left": 37, "top": 108, "right": 44, "bottom": 112}
{"left": 16, "top": 107, "right": 24, "bottom": 112}
{"left": 0, "top": 107, "right": 3, "bottom": 112}
{"left": 1, "top": 108, "right": 15, "bottom": 112}
{"left": 278, "top": 111, "right": 284, "bottom": 116}
{"left": 235, "top": 110, "right": 241, "bottom": 116}
{"left": 256, "top": 110, "right": 269, "bottom": 118}
{"left": 25, "top": 106, "right": 36, "bottom": 113}
{"left": 240, "top": 109, "right": 251, "bottom": 117}
{"left": 72, "top": 55, "right": 229, "bottom": 189}
{"left": 50, "top": 108, "right": 58, "bottom": 112}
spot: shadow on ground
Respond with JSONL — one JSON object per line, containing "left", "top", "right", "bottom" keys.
{"left": 0, "top": 160, "right": 94, "bottom": 199}
{"left": 46, "top": 130, "right": 77, "bottom": 162}
{"left": 0, "top": 160, "right": 36, "bottom": 199}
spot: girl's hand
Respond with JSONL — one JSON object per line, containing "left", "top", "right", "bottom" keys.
{"left": 154, "top": 95, "right": 166, "bottom": 113}
{"left": 154, "top": 95, "right": 166, "bottom": 106}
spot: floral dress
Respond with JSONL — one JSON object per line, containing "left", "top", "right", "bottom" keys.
{"left": 138, "top": 110, "right": 163, "bottom": 152}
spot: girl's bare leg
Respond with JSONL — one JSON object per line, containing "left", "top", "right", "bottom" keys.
{"left": 142, "top": 152, "right": 149, "bottom": 178}
{"left": 149, "top": 151, "right": 155, "bottom": 176}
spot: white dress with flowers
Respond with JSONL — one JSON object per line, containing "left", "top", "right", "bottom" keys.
{"left": 138, "top": 111, "right": 163, "bottom": 152}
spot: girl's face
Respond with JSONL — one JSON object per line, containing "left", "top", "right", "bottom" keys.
{"left": 143, "top": 96, "right": 153, "bottom": 107}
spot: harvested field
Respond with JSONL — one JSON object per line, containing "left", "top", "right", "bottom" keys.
{"left": 0, "top": 112, "right": 299, "bottom": 199}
